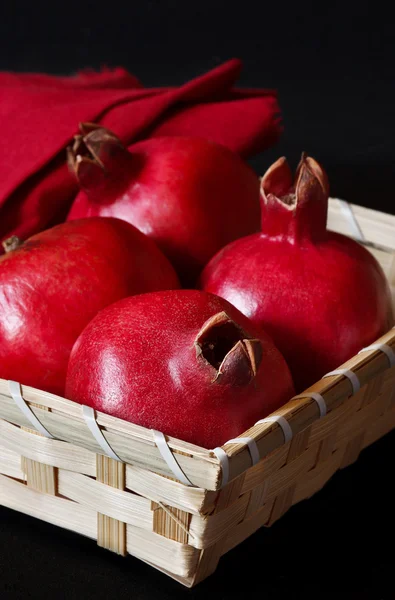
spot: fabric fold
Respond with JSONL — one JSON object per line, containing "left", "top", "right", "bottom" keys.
{"left": 0, "top": 59, "right": 282, "bottom": 242}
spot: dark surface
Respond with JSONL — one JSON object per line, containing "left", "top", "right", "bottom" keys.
{"left": 1, "top": 2, "right": 394, "bottom": 598}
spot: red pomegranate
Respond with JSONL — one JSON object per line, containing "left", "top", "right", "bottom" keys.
{"left": 0, "top": 217, "right": 179, "bottom": 395}
{"left": 200, "top": 154, "right": 393, "bottom": 392}
{"left": 66, "top": 290, "right": 295, "bottom": 449}
{"left": 66, "top": 124, "right": 261, "bottom": 283}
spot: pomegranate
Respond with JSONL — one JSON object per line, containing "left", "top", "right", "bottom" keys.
{"left": 67, "top": 124, "right": 261, "bottom": 283}
{"left": 0, "top": 217, "right": 179, "bottom": 395}
{"left": 66, "top": 290, "right": 294, "bottom": 449}
{"left": 200, "top": 154, "right": 393, "bottom": 392}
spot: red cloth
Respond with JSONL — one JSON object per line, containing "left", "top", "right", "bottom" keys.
{"left": 0, "top": 59, "right": 281, "bottom": 242}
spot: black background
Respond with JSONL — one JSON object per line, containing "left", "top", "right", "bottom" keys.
{"left": 1, "top": 2, "right": 394, "bottom": 598}
{"left": 1, "top": 1, "right": 395, "bottom": 213}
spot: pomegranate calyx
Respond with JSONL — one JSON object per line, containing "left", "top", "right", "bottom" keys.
{"left": 195, "top": 311, "right": 263, "bottom": 385}
{"left": 261, "top": 153, "right": 329, "bottom": 212}
{"left": 2, "top": 236, "right": 22, "bottom": 253}
{"left": 243, "top": 338, "right": 263, "bottom": 376}
{"left": 261, "top": 156, "right": 294, "bottom": 205}
{"left": 67, "top": 123, "right": 125, "bottom": 178}
{"left": 67, "top": 134, "right": 105, "bottom": 177}
{"left": 295, "top": 153, "right": 329, "bottom": 199}
{"left": 259, "top": 153, "right": 329, "bottom": 243}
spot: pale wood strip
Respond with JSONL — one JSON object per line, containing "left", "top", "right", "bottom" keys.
{"left": 264, "top": 443, "right": 318, "bottom": 501}
{"left": 126, "top": 465, "right": 214, "bottom": 516}
{"left": 221, "top": 501, "right": 274, "bottom": 555}
{"left": 315, "top": 432, "right": 337, "bottom": 464}
{"left": 191, "top": 544, "right": 224, "bottom": 585}
{"left": 382, "top": 365, "right": 395, "bottom": 385}
{"left": 21, "top": 458, "right": 56, "bottom": 495}
{"left": 382, "top": 374, "right": 395, "bottom": 409}
{"left": 333, "top": 391, "right": 390, "bottom": 450}
{"left": 137, "top": 560, "right": 195, "bottom": 588}
{"left": 340, "top": 433, "right": 366, "bottom": 469}
{"left": 125, "top": 463, "right": 214, "bottom": 516}
{"left": 307, "top": 388, "right": 364, "bottom": 448}
{"left": 286, "top": 425, "right": 312, "bottom": 461}
{"left": 214, "top": 474, "right": 245, "bottom": 512}
{"left": 125, "top": 524, "right": 199, "bottom": 579}
{"left": 0, "top": 418, "right": 96, "bottom": 476}
{"left": 0, "top": 474, "right": 96, "bottom": 539}
{"left": 266, "top": 484, "right": 296, "bottom": 526}
{"left": 358, "top": 375, "right": 385, "bottom": 410}
{"left": 0, "top": 445, "right": 25, "bottom": 480}
{"left": 21, "top": 403, "right": 56, "bottom": 495}
{"left": 308, "top": 384, "right": 392, "bottom": 464}
{"left": 240, "top": 445, "right": 289, "bottom": 496}
{"left": 241, "top": 436, "right": 336, "bottom": 510}
{"left": 190, "top": 473, "right": 247, "bottom": 583}
{"left": 189, "top": 493, "right": 250, "bottom": 550}
{"left": 244, "top": 481, "right": 269, "bottom": 519}
{"left": 327, "top": 197, "right": 395, "bottom": 250}
{"left": 96, "top": 456, "right": 126, "bottom": 556}
{"left": 151, "top": 502, "right": 191, "bottom": 544}
{"left": 57, "top": 469, "right": 152, "bottom": 530}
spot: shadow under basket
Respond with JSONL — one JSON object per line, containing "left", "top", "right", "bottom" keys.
{"left": 1, "top": 198, "right": 395, "bottom": 587}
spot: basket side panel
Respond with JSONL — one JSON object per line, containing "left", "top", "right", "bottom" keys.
{"left": 189, "top": 367, "right": 395, "bottom": 569}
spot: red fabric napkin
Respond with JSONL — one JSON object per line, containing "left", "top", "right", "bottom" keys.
{"left": 0, "top": 59, "right": 282, "bottom": 243}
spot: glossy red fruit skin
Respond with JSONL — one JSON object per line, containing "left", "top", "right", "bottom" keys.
{"left": 200, "top": 156, "right": 393, "bottom": 393}
{"left": 67, "top": 128, "right": 261, "bottom": 284}
{"left": 66, "top": 290, "right": 295, "bottom": 449}
{"left": 0, "top": 217, "right": 179, "bottom": 396}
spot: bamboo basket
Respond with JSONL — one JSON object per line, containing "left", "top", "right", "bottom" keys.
{"left": 1, "top": 198, "right": 395, "bottom": 587}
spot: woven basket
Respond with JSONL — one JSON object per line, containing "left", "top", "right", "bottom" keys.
{"left": 1, "top": 198, "right": 395, "bottom": 587}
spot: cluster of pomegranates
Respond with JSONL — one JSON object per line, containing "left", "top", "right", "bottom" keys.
{"left": 0, "top": 125, "right": 392, "bottom": 448}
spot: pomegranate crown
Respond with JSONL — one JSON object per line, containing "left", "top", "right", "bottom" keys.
{"left": 261, "top": 153, "right": 329, "bottom": 205}
{"left": 195, "top": 311, "right": 263, "bottom": 386}
{"left": 67, "top": 122, "right": 125, "bottom": 180}
{"left": 259, "top": 153, "right": 330, "bottom": 242}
